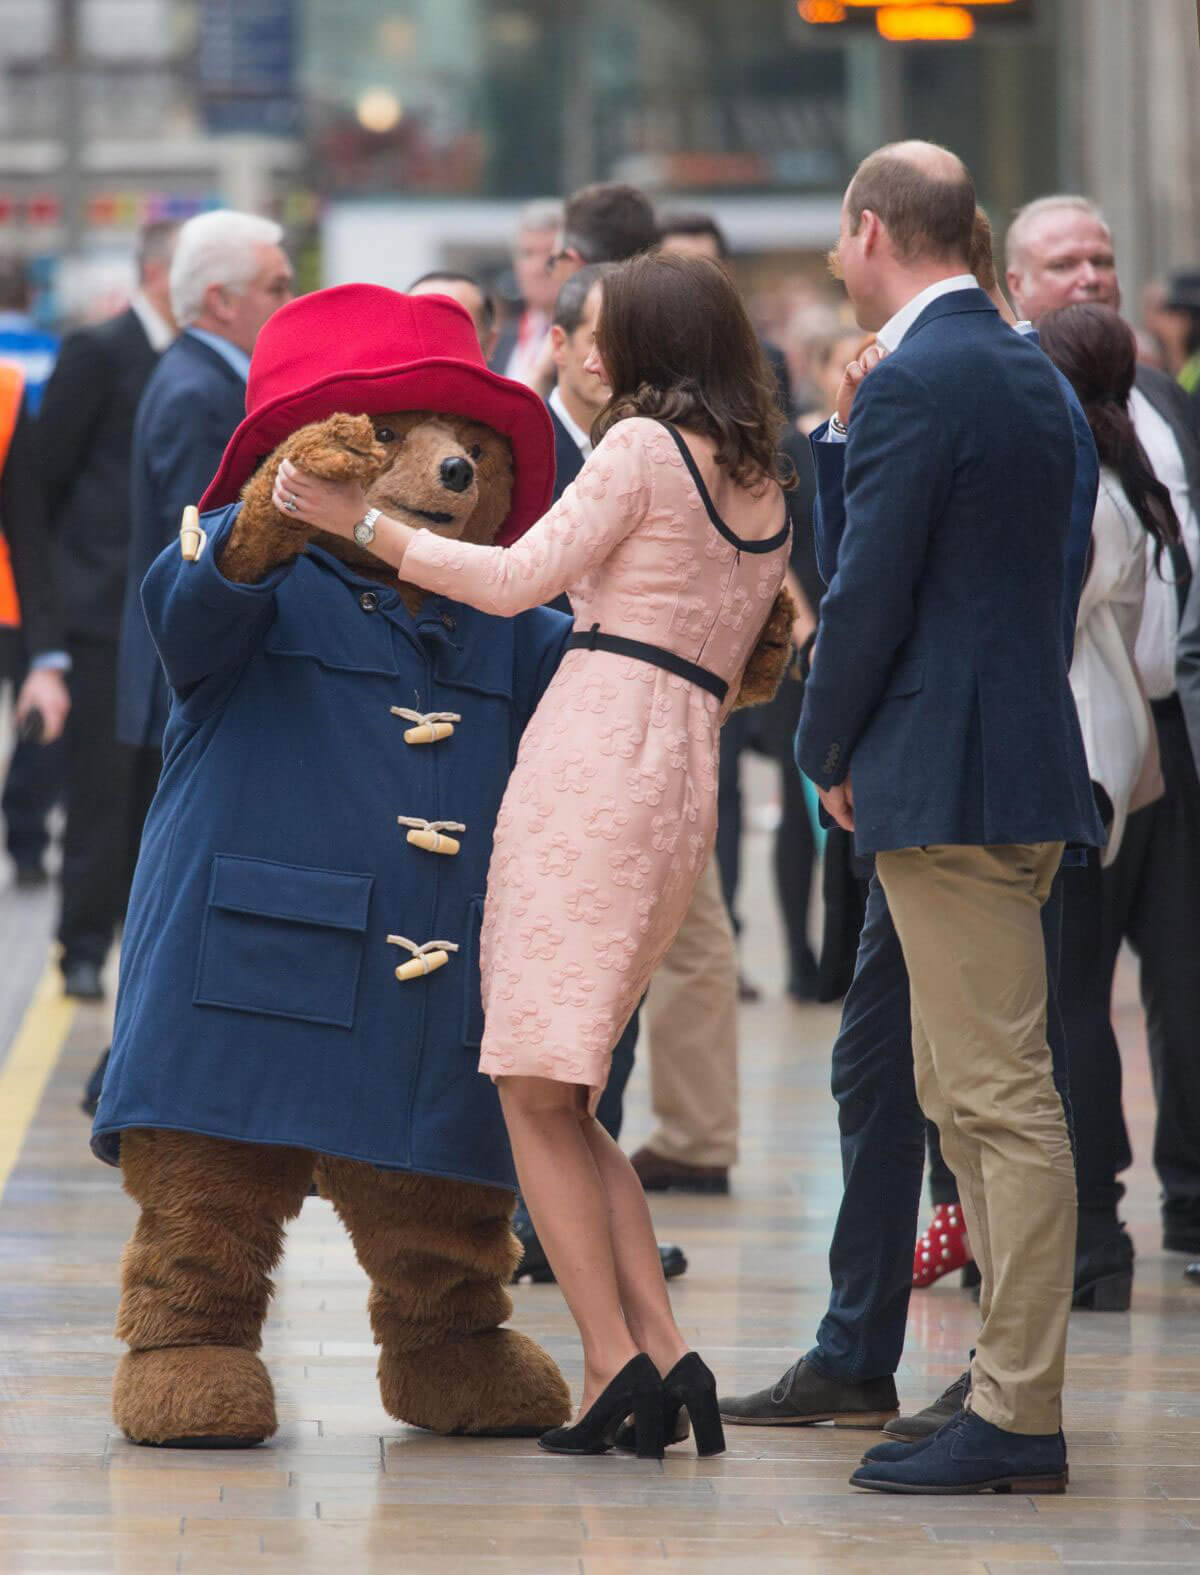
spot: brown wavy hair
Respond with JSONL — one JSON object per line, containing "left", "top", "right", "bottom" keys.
{"left": 591, "top": 252, "right": 791, "bottom": 491}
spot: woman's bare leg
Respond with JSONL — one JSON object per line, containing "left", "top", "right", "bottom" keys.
{"left": 498, "top": 1076, "right": 641, "bottom": 1413}
{"left": 580, "top": 1115, "right": 690, "bottom": 1378}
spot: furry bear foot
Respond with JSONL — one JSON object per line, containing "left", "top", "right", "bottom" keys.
{"left": 379, "top": 1328, "right": 571, "bottom": 1436}
{"left": 113, "top": 1347, "right": 278, "bottom": 1448}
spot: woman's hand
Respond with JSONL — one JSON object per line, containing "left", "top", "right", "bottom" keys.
{"left": 272, "top": 457, "right": 367, "bottom": 539}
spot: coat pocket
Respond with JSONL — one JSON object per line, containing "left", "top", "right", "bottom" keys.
{"left": 194, "top": 855, "right": 374, "bottom": 1029}
{"left": 882, "top": 658, "right": 925, "bottom": 699}
{"left": 461, "top": 895, "right": 486, "bottom": 1048}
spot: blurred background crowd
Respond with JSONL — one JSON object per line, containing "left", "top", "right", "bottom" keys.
{"left": 2, "top": 0, "right": 1200, "bottom": 1300}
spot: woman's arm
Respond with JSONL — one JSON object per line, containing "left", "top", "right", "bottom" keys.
{"left": 275, "top": 423, "right": 654, "bottom": 619}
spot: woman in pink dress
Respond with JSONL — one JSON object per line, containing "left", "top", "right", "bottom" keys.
{"left": 277, "top": 253, "right": 792, "bottom": 1458}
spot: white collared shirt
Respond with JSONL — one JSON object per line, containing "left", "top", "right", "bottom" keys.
{"left": 129, "top": 290, "right": 175, "bottom": 353}
{"left": 873, "top": 273, "right": 978, "bottom": 354}
{"left": 823, "top": 274, "right": 978, "bottom": 442}
{"left": 1129, "top": 386, "right": 1200, "bottom": 699}
{"left": 548, "top": 383, "right": 593, "bottom": 458}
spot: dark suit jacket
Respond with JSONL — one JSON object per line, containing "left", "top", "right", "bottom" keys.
{"left": 1136, "top": 364, "right": 1200, "bottom": 511}
{"left": 1, "top": 401, "right": 60, "bottom": 666}
{"left": 117, "top": 332, "right": 246, "bottom": 749}
{"left": 795, "top": 288, "right": 1102, "bottom": 855}
{"left": 548, "top": 402, "right": 585, "bottom": 504}
{"left": 37, "top": 308, "right": 160, "bottom": 645}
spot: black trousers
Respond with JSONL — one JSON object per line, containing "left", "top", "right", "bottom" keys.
{"left": 2, "top": 648, "right": 66, "bottom": 869}
{"left": 58, "top": 637, "right": 160, "bottom": 968}
{"left": 1056, "top": 701, "right": 1200, "bottom": 1224}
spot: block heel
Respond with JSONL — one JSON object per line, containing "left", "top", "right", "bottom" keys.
{"left": 664, "top": 1352, "right": 726, "bottom": 1457}
{"left": 632, "top": 1389, "right": 666, "bottom": 1459}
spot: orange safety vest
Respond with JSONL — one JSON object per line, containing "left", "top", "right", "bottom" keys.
{"left": 0, "top": 360, "right": 26, "bottom": 626}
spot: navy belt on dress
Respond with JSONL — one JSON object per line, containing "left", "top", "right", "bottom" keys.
{"left": 566, "top": 623, "right": 728, "bottom": 703}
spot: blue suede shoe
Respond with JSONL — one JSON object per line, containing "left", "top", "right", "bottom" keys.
{"left": 850, "top": 1409, "right": 1067, "bottom": 1495}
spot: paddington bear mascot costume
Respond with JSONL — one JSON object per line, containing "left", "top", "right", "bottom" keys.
{"left": 91, "top": 285, "right": 575, "bottom": 1446}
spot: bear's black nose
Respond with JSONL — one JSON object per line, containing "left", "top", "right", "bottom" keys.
{"left": 440, "top": 456, "right": 474, "bottom": 493}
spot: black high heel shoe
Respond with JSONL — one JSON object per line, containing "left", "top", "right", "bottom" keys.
{"left": 538, "top": 1354, "right": 665, "bottom": 1458}
{"left": 615, "top": 1352, "right": 726, "bottom": 1457}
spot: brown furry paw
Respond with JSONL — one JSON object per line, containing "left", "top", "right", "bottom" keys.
{"left": 113, "top": 1346, "right": 278, "bottom": 1447}
{"left": 378, "top": 1328, "right": 571, "bottom": 1436}
{"left": 732, "top": 585, "right": 797, "bottom": 711}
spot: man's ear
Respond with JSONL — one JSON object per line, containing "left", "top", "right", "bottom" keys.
{"left": 859, "top": 210, "right": 882, "bottom": 259}
{"left": 203, "top": 280, "right": 235, "bottom": 327}
{"left": 550, "top": 323, "right": 567, "bottom": 367}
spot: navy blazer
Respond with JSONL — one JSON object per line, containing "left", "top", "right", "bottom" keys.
{"left": 548, "top": 401, "right": 585, "bottom": 503}
{"left": 94, "top": 505, "right": 571, "bottom": 1186}
{"left": 117, "top": 332, "right": 247, "bottom": 748}
{"left": 795, "top": 288, "right": 1102, "bottom": 855}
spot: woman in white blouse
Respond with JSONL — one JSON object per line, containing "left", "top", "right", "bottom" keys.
{"left": 1037, "top": 301, "right": 1183, "bottom": 1313}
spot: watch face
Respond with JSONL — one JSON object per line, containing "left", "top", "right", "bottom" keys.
{"left": 354, "top": 520, "right": 373, "bottom": 546}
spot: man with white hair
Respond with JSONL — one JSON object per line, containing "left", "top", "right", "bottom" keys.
{"left": 1007, "top": 194, "right": 1200, "bottom": 1274}
{"left": 117, "top": 210, "right": 291, "bottom": 759}
{"left": 490, "top": 199, "right": 562, "bottom": 380}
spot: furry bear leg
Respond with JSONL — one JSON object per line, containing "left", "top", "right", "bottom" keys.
{"left": 114, "top": 1128, "right": 315, "bottom": 1447}
{"left": 316, "top": 1159, "right": 571, "bottom": 1436}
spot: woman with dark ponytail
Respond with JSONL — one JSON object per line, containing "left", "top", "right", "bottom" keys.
{"left": 1035, "top": 301, "right": 1184, "bottom": 1311}
{"left": 1039, "top": 301, "right": 1182, "bottom": 860}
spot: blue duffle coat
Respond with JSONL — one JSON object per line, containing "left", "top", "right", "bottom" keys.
{"left": 92, "top": 504, "right": 570, "bottom": 1189}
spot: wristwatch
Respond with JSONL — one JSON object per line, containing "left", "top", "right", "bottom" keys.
{"left": 829, "top": 414, "right": 848, "bottom": 437}
{"left": 353, "top": 507, "right": 381, "bottom": 548}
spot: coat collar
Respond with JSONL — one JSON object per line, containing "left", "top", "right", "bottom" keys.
{"left": 899, "top": 286, "right": 1000, "bottom": 347}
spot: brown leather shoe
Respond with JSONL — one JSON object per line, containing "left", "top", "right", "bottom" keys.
{"left": 631, "top": 1147, "right": 730, "bottom": 1195}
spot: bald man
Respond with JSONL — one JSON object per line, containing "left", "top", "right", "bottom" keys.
{"left": 723, "top": 142, "right": 1099, "bottom": 1496}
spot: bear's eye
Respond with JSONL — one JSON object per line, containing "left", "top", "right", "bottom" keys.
{"left": 468, "top": 444, "right": 482, "bottom": 461}
{"left": 374, "top": 426, "right": 396, "bottom": 444}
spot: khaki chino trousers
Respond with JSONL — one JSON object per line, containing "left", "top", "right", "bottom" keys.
{"left": 875, "top": 841, "right": 1075, "bottom": 1436}
{"left": 641, "top": 853, "right": 740, "bottom": 1169}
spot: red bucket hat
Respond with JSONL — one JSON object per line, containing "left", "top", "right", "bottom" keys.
{"left": 199, "top": 283, "right": 554, "bottom": 544}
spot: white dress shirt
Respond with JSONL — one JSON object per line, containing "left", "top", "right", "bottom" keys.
{"left": 129, "top": 290, "right": 175, "bottom": 353}
{"left": 548, "top": 384, "right": 593, "bottom": 458}
{"left": 1129, "top": 387, "right": 1200, "bottom": 699}
{"left": 824, "top": 274, "right": 978, "bottom": 442}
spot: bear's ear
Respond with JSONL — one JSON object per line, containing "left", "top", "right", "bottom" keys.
{"left": 452, "top": 419, "right": 515, "bottom": 546}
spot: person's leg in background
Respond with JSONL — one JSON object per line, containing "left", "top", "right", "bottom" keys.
{"left": 719, "top": 870, "right": 921, "bottom": 1429}
{"left": 764, "top": 673, "right": 820, "bottom": 1001}
{"left": 1125, "top": 705, "right": 1200, "bottom": 1255}
{"left": 59, "top": 637, "right": 136, "bottom": 997}
{"left": 2, "top": 651, "right": 65, "bottom": 885}
{"left": 716, "top": 707, "right": 759, "bottom": 1001}
{"left": 631, "top": 853, "right": 739, "bottom": 1193}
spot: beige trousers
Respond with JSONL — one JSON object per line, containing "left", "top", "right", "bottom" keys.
{"left": 875, "top": 842, "right": 1075, "bottom": 1436}
{"left": 640, "top": 853, "right": 740, "bottom": 1168}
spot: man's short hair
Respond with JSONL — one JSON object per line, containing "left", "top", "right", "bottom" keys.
{"left": 563, "top": 183, "right": 659, "bottom": 264}
{"left": 658, "top": 211, "right": 729, "bottom": 259}
{"left": 407, "top": 270, "right": 496, "bottom": 333}
{"left": 1005, "top": 194, "right": 1109, "bottom": 272}
{"left": 969, "top": 206, "right": 998, "bottom": 293}
{"left": 0, "top": 254, "right": 31, "bottom": 312}
{"left": 552, "top": 262, "right": 618, "bottom": 337}
{"left": 136, "top": 220, "right": 180, "bottom": 280}
{"left": 847, "top": 143, "right": 975, "bottom": 266}
{"left": 516, "top": 199, "right": 563, "bottom": 236}
{"left": 168, "top": 209, "right": 284, "bottom": 329}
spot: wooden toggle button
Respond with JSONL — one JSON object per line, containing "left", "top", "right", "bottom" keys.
{"left": 406, "top": 720, "right": 454, "bottom": 745}
{"left": 387, "top": 933, "right": 459, "bottom": 983}
{"left": 390, "top": 706, "right": 461, "bottom": 745}
{"left": 406, "top": 827, "right": 460, "bottom": 856}
{"left": 179, "top": 504, "right": 207, "bottom": 562}
{"left": 395, "top": 949, "right": 449, "bottom": 981}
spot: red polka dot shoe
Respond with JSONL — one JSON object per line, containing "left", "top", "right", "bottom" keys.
{"left": 912, "top": 1202, "right": 973, "bottom": 1289}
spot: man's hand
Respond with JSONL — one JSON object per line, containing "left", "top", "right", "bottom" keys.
{"left": 835, "top": 342, "right": 889, "bottom": 430}
{"left": 818, "top": 776, "right": 855, "bottom": 833}
{"left": 16, "top": 666, "right": 70, "bottom": 743}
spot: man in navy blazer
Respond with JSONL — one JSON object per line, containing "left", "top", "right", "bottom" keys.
{"left": 721, "top": 211, "right": 1101, "bottom": 1450}
{"left": 117, "top": 210, "right": 292, "bottom": 756}
{"left": 795, "top": 144, "right": 1097, "bottom": 1494}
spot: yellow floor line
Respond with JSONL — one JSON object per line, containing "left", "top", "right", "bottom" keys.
{"left": 0, "top": 961, "right": 77, "bottom": 1203}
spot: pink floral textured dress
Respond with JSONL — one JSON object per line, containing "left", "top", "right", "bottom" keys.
{"left": 402, "top": 416, "right": 790, "bottom": 1104}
